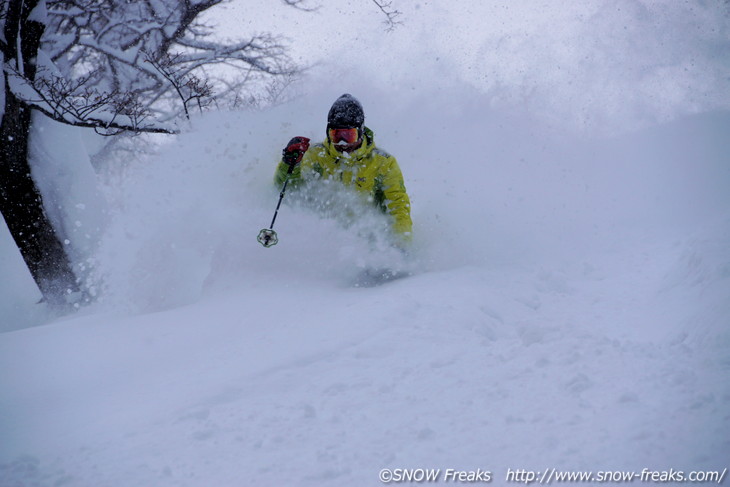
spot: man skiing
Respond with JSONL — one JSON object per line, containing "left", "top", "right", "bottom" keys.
{"left": 273, "top": 94, "right": 412, "bottom": 246}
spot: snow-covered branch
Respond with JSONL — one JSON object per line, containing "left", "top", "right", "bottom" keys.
{"left": 41, "top": 0, "right": 299, "bottom": 123}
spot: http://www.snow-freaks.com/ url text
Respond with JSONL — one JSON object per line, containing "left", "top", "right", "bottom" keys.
{"left": 377, "top": 467, "right": 728, "bottom": 484}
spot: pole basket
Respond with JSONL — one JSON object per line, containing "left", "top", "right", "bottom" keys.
{"left": 257, "top": 228, "right": 279, "bottom": 248}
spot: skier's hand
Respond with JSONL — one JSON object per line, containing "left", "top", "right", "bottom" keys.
{"left": 282, "top": 136, "right": 310, "bottom": 167}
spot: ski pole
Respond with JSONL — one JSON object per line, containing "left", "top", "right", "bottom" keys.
{"left": 257, "top": 164, "right": 294, "bottom": 247}
{"left": 257, "top": 137, "right": 309, "bottom": 248}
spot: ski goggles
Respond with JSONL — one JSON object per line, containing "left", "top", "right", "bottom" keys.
{"left": 328, "top": 127, "right": 360, "bottom": 145}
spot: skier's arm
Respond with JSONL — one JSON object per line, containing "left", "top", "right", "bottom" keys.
{"left": 274, "top": 160, "right": 302, "bottom": 187}
{"left": 381, "top": 158, "right": 413, "bottom": 242}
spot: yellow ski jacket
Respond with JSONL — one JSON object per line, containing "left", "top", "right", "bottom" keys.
{"left": 274, "top": 127, "right": 412, "bottom": 241}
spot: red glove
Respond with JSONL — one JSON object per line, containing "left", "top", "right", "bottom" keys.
{"left": 282, "top": 136, "right": 310, "bottom": 166}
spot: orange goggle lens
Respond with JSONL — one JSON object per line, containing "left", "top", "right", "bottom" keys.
{"left": 329, "top": 128, "right": 359, "bottom": 145}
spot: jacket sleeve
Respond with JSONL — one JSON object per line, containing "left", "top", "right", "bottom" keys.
{"left": 273, "top": 151, "right": 310, "bottom": 187}
{"left": 274, "top": 160, "right": 297, "bottom": 187}
{"left": 381, "top": 157, "right": 413, "bottom": 241}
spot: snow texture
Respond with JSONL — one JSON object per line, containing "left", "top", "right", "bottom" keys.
{"left": 1, "top": 1, "right": 730, "bottom": 485}
{"left": 27, "top": 0, "right": 48, "bottom": 24}
{"left": 27, "top": 113, "right": 108, "bottom": 285}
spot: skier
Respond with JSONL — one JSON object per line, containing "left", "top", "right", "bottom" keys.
{"left": 273, "top": 94, "right": 412, "bottom": 247}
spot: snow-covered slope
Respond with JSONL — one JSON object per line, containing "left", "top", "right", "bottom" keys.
{"left": 1, "top": 93, "right": 728, "bottom": 486}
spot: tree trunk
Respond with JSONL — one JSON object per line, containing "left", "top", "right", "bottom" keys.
{"left": 0, "top": 0, "right": 80, "bottom": 304}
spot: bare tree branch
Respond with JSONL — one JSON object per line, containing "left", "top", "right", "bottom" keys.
{"left": 6, "top": 66, "right": 176, "bottom": 135}
{"left": 281, "top": 0, "right": 319, "bottom": 12}
{"left": 371, "top": 0, "right": 403, "bottom": 31}
{"left": 144, "top": 52, "right": 212, "bottom": 120}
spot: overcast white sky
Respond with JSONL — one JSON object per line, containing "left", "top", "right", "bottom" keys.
{"left": 205, "top": 0, "right": 730, "bottom": 134}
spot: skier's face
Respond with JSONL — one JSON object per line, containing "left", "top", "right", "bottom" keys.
{"left": 329, "top": 127, "right": 362, "bottom": 152}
